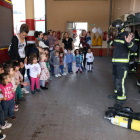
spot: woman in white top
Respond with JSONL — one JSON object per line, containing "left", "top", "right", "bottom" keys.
{"left": 10, "top": 24, "right": 30, "bottom": 93}
{"left": 35, "top": 31, "right": 49, "bottom": 48}
{"left": 86, "top": 48, "right": 94, "bottom": 72}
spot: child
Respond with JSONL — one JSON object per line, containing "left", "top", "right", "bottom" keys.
{"left": 13, "top": 62, "right": 26, "bottom": 105}
{"left": 43, "top": 33, "right": 50, "bottom": 47}
{"left": 44, "top": 48, "right": 52, "bottom": 85}
{"left": 39, "top": 53, "right": 50, "bottom": 90}
{"left": 86, "top": 48, "right": 94, "bottom": 72}
{"left": 66, "top": 49, "right": 74, "bottom": 73}
{"left": 53, "top": 51, "right": 61, "bottom": 77}
{"left": 85, "top": 31, "right": 92, "bottom": 46}
{"left": 0, "top": 92, "right": 12, "bottom": 139}
{"left": 59, "top": 52, "right": 66, "bottom": 75}
{"left": 74, "top": 49, "right": 82, "bottom": 73}
{"left": 24, "top": 54, "right": 41, "bottom": 94}
{"left": 44, "top": 48, "right": 50, "bottom": 70}
{"left": 0, "top": 73, "right": 16, "bottom": 120}
{"left": 79, "top": 48, "right": 84, "bottom": 70}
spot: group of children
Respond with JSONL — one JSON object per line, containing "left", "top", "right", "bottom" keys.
{"left": 52, "top": 48, "right": 94, "bottom": 77}
{"left": 0, "top": 60, "right": 30, "bottom": 139}
{"left": 0, "top": 30, "right": 94, "bottom": 139}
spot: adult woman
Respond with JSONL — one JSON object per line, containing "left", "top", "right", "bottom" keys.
{"left": 52, "top": 31, "right": 59, "bottom": 45}
{"left": 10, "top": 24, "right": 29, "bottom": 93}
{"left": 48, "top": 30, "right": 54, "bottom": 51}
{"left": 80, "top": 30, "right": 90, "bottom": 69}
{"left": 62, "top": 32, "right": 74, "bottom": 69}
{"left": 35, "top": 31, "right": 49, "bottom": 48}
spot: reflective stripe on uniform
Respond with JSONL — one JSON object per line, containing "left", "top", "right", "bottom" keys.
{"left": 112, "top": 58, "right": 129, "bottom": 63}
{"left": 114, "top": 39, "right": 125, "bottom": 44}
{"left": 128, "top": 42, "right": 134, "bottom": 48}
{"left": 117, "top": 70, "right": 127, "bottom": 100}
{"left": 109, "top": 41, "right": 113, "bottom": 45}
{"left": 135, "top": 39, "right": 139, "bottom": 41}
{"left": 122, "top": 70, "right": 127, "bottom": 97}
{"left": 131, "top": 53, "right": 137, "bottom": 56}
{"left": 117, "top": 96, "right": 126, "bottom": 100}
{"left": 114, "top": 89, "right": 117, "bottom": 93}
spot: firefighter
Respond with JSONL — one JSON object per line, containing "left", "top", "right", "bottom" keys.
{"left": 107, "top": 19, "right": 138, "bottom": 106}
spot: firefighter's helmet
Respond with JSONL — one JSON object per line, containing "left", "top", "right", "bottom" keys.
{"left": 110, "top": 19, "right": 125, "bottom": 34}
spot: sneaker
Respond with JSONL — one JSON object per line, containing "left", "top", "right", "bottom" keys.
{"left": 80, "top": 71, "right": 82, "bottom": 73}
{"left": 55, "top": 74, "right": 58, "bottom": 77}
{"left": 1, "top": 123, "right": 12, "bottom": 129}
{"left": 76, "top": 71, "right": 78, "bottom": 73}
{"left": 62, "top": 73, "right": 66, "bottom": 76}
{"left": 31, "top": 90, "right": 35, "bottom": 94}
{"left": 57, "top": 74, "right": 61, "bottom": 77}
{"left": 36, "top": 89, "right": 41, "bottom": 92}
{"left": 0, "top": 134, "right": 6, "bottom": 140}
{"left": 40, "top": 86, "right": 48, "bottom": 90}
{"left": 14, "top": 108, "right": 19, "bottom": 112}
{"left": 15, "top": 105, "right": 18, "bottom": 108}
{"left": 88, "top": 70, "right": 90, "bottom": 72}
{"left": 19, "top": 97, "right": 26, "bottom": 101}
{"left": 22, "top": 88, "right": 29, "bottom": 94}
{"left": 11, "top": 116, "right": 16, "bottom": 120}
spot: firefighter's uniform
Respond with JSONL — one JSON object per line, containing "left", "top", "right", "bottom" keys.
{"left": 108, "top": 31, "right": 138, "bottom": 102}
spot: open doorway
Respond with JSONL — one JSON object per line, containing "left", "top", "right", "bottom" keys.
{"left": 67, "top": 22, "right": 88, "bottom": 48}
{"left": 73, "top": 22, "right": 88, "bottom": 48}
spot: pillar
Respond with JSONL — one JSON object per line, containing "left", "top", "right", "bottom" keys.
{"left": 25, "top": 0, "right": 35, "bottom": 44}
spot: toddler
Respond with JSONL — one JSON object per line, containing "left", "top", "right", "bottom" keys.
{"left": 60, "top": 52, "right": 66, "bottom": 75}
{"left": 74, "top": 49, "right": 82, "bottom": 73}
{"left": 66, "top": 49, "right": 74, "bottom": 73}
{"left": 53, "top": 51, "right": 61, "bottom": 77}
{"left": 0, "top": 73, "right": 16, "bottom": 120}
{"left": 24, "top": 53, "right": 41, "bottom": 94}
{"left": 86, "top": 48, "right": 94, "bottom": 72}
{"left": 85, "top": 31, "right": 92, "bottom": 46}
{"left": 39, "top": 53, "right": 50, "bottom": 90}
{"left": 13, "top": 62, "right": 26, "bottom": 104}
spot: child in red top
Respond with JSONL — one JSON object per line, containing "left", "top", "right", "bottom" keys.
{"left": 59, "top": 52, "right": 66, "bottom": 75}
{"left": 0, "top": 73, "right": 16, "bottom": 120}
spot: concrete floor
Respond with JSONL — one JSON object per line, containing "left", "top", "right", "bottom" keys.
{"left": 3, "top": 57, "right": 140, "bottom": 140}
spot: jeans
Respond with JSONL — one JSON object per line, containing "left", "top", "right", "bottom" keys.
{"left": 60, "top": 65, "right": 64, "bottom": 74}
{"left": 1, "top": 99, "right": 15, "bottom": 118}
{"left": 30, "top": 77, "right": 39, "bottom": 91}
{"left": 50, "top": 64, "right": 54, "bottom": 75}
{"left": 0, "top": 104, "right": 5, "bottom": 126}
{"left": 15, "top": 84, "right": 22, "bottom": 100}
{"left": 68, "top": 63, "right": 72, "bottom": 72}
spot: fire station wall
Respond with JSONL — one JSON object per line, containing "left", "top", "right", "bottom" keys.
{"left": 112, "top": 0, "right": 131, "bottom": 21}
{"left": 46, "top": 0, "right": 110, "bottom": 51}
{"left": 112, "top": 0, "right": 140, "bottom": 21}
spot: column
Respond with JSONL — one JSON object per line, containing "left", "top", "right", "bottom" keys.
{"left": 25, "top": 0, "right": 35, "bottom": 44}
